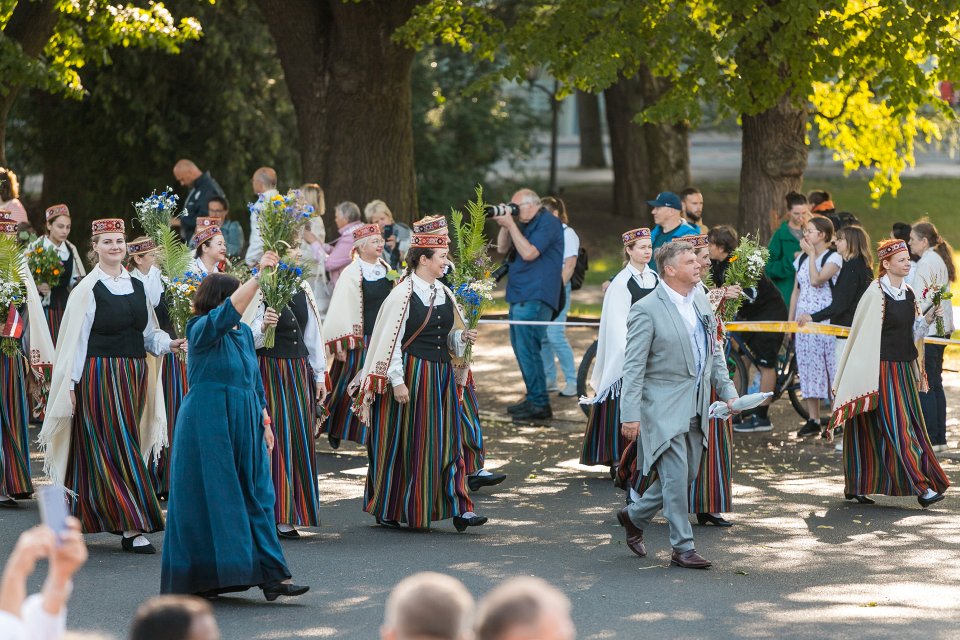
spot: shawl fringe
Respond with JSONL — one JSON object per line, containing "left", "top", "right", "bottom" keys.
{"left": 580, "top": 377, "right": 621, "bottom": 405}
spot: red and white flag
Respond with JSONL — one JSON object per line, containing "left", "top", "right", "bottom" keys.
{"left": 2, "top": 303, "right": 24, "bottom": 339}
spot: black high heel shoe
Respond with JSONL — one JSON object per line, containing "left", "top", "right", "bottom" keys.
{"left": 453, "top": 514, "right": 488, "bottom": 532}
{"left": 262, "top": 581, "right": 309, "bottom": 602}
{"left": 375, "top": 516, "right": 401, "bottom": 529}
{"left": 121, "top": 535, "right": 156, "bottom": 554}
{"left": 918, "top": 493, "right": 944, "bottom": 508}
{"left": 696, "top": 513, "right": 733, "bottom": 527}
{"left": 844, "top": 493, "right": 876, "bottom": 505}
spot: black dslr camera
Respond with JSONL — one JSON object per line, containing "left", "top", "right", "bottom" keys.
{"left": 484, "top": 203, "right": 520, "bottom": 218}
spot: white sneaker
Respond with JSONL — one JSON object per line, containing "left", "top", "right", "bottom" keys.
{"left": 834, "top": 443, "right": 843, "bottom": 452}
{"left": 558, "top": 384, "right": 578, "bottom": 397}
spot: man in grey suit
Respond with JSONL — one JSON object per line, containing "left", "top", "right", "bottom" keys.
{"left": 617, "top": 241, "right": 738, "bottom": 569}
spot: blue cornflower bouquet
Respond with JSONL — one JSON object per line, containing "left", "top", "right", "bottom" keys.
{"left": 449, "top": 186, "right": 498, "bottom": 364}
{"left": 248, "top": 190, "right": 315, "bottom": 349}
{"left": 162, "top": 271, "right": 205, "bottom": 341}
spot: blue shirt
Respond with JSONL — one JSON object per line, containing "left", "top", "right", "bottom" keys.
{"left": 649, "top": 221, "right": 700, "bottom": 270}
{"left": 505, "top": 209, "right": 564, "bottom": 310}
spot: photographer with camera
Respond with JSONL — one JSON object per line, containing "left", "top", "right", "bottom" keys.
{"left": 493, "top": 189, "right": 564, "bottom": 422}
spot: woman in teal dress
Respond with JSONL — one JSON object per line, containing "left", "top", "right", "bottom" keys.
{"left": 160, "top": 251, "right": 309, "bottom": 601}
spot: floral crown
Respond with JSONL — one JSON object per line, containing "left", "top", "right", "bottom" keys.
{"left": 412, "top": 216, "right": 447, "bottom": 235}
{"left": 127, "top": 237, "right": 158, "bottom": 256}
{"left": 410, "top": 233, "right": 448, "bottom": 249}
{"left": 673, "top": 233, "right": 709, "bottom": 248}
{"left": 45, "top": 204, "right": 70, "bottom": 221}
{"left": 877, "top": 239, "right": 908, "bottom": 261}
{"left": 192, "top": 225, "right": 222, "bottom": 248}
{"left": 0, "top": 210, "right": 16, "bottom": 235}
{"left": 91, "top": 218, "right": 124, "bottom": 236}
{"left": 352, "top": 224, "right": 382, "bottom": 244}
{"left": 621, "top": 228, "right": 650, "bottom": 246}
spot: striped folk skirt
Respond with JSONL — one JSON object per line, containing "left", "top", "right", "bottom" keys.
{"left": 45, "top": 305, "right": 65, "bottom": 344}
{"left": 843, "top": 360, "right": 950, "bottom": 497}
{"left": 0, "top": 353, "right": 34, "bottom": 498}
{"left": 322, "top": 345, "right": 368, "bottom": 445}
{"left": 689, "top": 417, "right": 733, "bottom": 513}
{"left": 66, "top": 357, "right": 164, "bottom": 534}
{"left": 259, "top": 356, "right": 321, "bottom": 527}
{"left": 580, "top": 392, "right": 627, "bottom": 467}
{"left": 461, "top": 374, "right": 485, "bottom": 475}
{"left": 365, "top": 354, "right": 473, "bottom": 528}
{"left": 152, "top": 353, "right": 188, "bottom": 497}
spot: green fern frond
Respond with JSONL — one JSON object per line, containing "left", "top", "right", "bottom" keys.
{"left": 0, "top": 236, "right": 26, "bottom": 284}
{"left": 155, "top": 227, "right": 193, "bottom": 281}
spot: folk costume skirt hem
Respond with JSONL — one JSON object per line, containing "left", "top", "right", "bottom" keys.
{"left": 461, "top": 375, "right": 486, "bottom": 475}
{"left": 580, "top": 392, "right": 627, "bottom": 467}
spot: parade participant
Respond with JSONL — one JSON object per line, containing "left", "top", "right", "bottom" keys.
{"left": 790, "top": 215, "right": 842, "bottom": 437}
{"left": 767, "top": 191, "right": 808, "bottom": 306}
{"left": 321, "top": 223, "right": 391, "bottom": 449}
{"left": 161, "top": 255, "right": 310, "bottom": 601}
{"left": 413, "top": 215, "right": 505, "bottom": 491}
{"left": 352, "top": 233, "right": 484, "bottom": 531}
{"left": 580, "top": 228, "right": 658, "bottom": 476}
{"left": 251, "top": 256, "right": 328, "bottom": 539}
{"left": 647, "top": 192, "right": 699, "bottom": 270}
{"left": 190, "top": 218, "right": 226, "bottom": 275}
{"left": 617, "top": 241, "right": 739, "bottom": 569}
{"left": 128, "top": 237, "right": 183, "bottom": 500}
{"left": 909, "top": 221, "right": 955, "bottom": 452}
{"left": 830, "top": 239, "right": 949, "bottom": 508}
{"left": 29, "top": 205, "right": 86, "bottom": 342}
{"left": 0, "top": 211, "right": 54, "bottom": 507}
{"left": 39, "top": 218, "right": 185, "bottom": 554}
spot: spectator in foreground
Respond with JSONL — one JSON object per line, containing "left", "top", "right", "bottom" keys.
{"left": 0, "top": 517, "right": 88, "bottom": 640}
{"left": 172, "top": 160, "right": 225, "bottom": 244}
{"left": 380, "top": 573, "right": 474, "bottom": 640}
{"left": 766, "top": 191, "right": 808, "bottom": 306}
{"left": 244, "top": 166, "right": 279, "bottom": 266}
{"left": 129, "top": 596, "right": 219, "bottom": 640}
{"left": 540, "top": 196, "right": 579, "bottom": 397}
{"left": 206, "top": 196, "right": 244, "bottom": 259}
{"left": 475, "top": 577, "right": 575, "bottom": 640}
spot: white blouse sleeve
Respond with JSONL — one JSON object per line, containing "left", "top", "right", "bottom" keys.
{"left": 387, "top": 305, "right": 411, "bottom": 387}
{"left": 71, "top": 299, "right": 97, "bottom": 387}
{"left": 250, "top": 303, "right": 267, "bottom": 349}
{"left": 304, "top": 306, "right": 326, "bottom": 380}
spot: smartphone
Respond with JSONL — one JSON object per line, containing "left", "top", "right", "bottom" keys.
{"left": 382, "top": 224, "right": 394, "bottom": 240}
{"left": 38, "top": 485, "right": 69, "bottom": 541}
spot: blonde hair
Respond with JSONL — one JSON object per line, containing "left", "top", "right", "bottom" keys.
{"left": 299, "top": 183, "right": 325, "bottom": 216}
{"left": 364, "top": 199, "right": 394, "bottom": 224}
{"left": 382, "top": 572, "right": 474, "bottom": 640}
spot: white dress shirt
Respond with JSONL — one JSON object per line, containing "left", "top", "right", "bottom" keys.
{"left": 245, "top": 188, "right": 279, "bottom": 266}
{"left": 71, "top": 269, "right": 173, "bottom": 386}
{"left": 661, "top": 280, "right": 706, "bottom": 385}
{"left": 129, "top": 265, "right": 164, "bottom": 308}
{"left": 251, "top": 297, "right": 326, "bottom": 382}
{"left": 626, "top": 263, "right": 659, "bottom": 289}
{"left": 387, "top": 273, "right": 465, "bottom": 386}
{"left": 42, "top": 236, "right": 70, "bottom": 261}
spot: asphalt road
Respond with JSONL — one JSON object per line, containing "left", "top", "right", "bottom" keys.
{"left": 2, "top": 326, "right": 958, "bottom": 639}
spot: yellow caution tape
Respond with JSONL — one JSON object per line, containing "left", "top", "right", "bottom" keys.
{"left": 723, "top": 321, "right": 960, "bottom": 346}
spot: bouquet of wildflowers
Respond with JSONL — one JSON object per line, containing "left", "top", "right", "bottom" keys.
{"left": 27, "top": 244, "right": 64, "bottom": 288}
{"left": 0, "top": 235, "right": 28, "bottom": 357}
{"left": 720, "top": 235, "right": 769, "bottom": 323}
{"left": 921, "top": 279, "right": 954, "bottom": 338}
{"left": 134, "top": 189, "right": 181, "bottom": 239}
{"left": 449, "top": 186, "right": 498, "bottom": 364}
{"left": 249, "top": 190, "right": 314, "bottom": 348}
{"left": 252, "top": 261, "right": 311, "bottom": 348}
{"left": 162, "top": 270, "right": 205, "bottom": 341}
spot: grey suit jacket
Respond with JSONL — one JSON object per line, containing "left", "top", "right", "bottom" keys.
{"left": 619, "top": 283, "right": 737, "bottom": 476}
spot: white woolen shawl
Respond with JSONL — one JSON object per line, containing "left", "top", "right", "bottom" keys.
{"left": 18, "top": 261, "right": 55, "bottom": 371}
{"left": 38, "top": 265, "right": 167, "bottom": 485}
{"left": 321, "top": 257, "right": 393, "bottom": 355}
{"left": 581, "top": 267, "right": 635, "bottom": 405}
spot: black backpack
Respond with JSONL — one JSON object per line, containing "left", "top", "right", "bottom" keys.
{"left": 797, "top": 248, "right": 837, "bottom": 289}
{"left": 571, "top": 247, "right": 589, "bottom": 291}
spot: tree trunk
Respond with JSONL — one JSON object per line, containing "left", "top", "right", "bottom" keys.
{"left": 738, "top": 93, "right": 808, "bottom": 241}
{"left": 0, "top": 0, "right": 61, "bottom": 166}
{"left": 576, "top": 90, "right": 606, "bottom": 168}
{"left": 604, "top": 70, "right": 689, "bottom": 223}
{"left": 254, "top": 0, "right": 421, "bottom": 222}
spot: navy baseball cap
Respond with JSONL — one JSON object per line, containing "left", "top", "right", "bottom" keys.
{"left": 646, "top": 191, "right": 683, "bottom": 210}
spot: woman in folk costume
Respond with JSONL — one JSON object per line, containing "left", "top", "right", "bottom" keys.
{"left": 830, "top": 239, "right": 949, "bottom": 508}
{"left": 128, "top": 236, "right": 183, "bottom": 500}
{"left": 0, "top": 211, "right": 55, "bottom": 507}
{"left": 39, "top": 218, "right": 185, "bottom": 554}
{"left": 28, "top": 204, "right": 86, "bottom": 343}
{"left": 321, "top": 223, "right": 392, "bottom": 449}
{"left": 190, "top": 217, "right": 227, "bottom": 275}
{"left": 352, "top": 233, "right": 485, "bottom": 531}
{"left": 413, "top": 214, "right": 506, "bottom": 492}
{"left": 250, "top": 254, "right": 328, "bottom": 539}
{"left": 161, "top": 256, "right": 309, "bottom": 601}
{"left": 581, "top": 228, "right": 658, "bottom": 476}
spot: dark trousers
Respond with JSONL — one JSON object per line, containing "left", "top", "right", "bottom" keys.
{"left": 919, "top": 344, "right": 947, "bottom": 446}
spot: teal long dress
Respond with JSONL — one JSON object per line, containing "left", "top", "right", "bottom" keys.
{"left": 161, "top": 298, "right": 291, "bottom": 595}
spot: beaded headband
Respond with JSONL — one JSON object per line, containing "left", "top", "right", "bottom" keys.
{"left": 877, "top": 240, "right": 908, "bottom": 261}
{"left": 195, "top": 216, "right": 218, "bottom": 228}
{"left": 352, "top": 223, "right": 382, "bottom": 244}
{"left": 127, "top": 237, "right": 158, "bottom": 256}
{"left": 410, "top": 233, "right": 448, "bottom": 249}
{"left": 673, "top": 233, "right": 709, "bottom": 248}
{"left": 91, "top": 218, "right": 125, "bottom": 236}
{"left": 192, "top": 225, "right": 222, "bottom": 248}
{"left": 622, "top": 228, "right": 651, "bottom": 246}
{"left": 45, "top": 204, "right": 70, "bottom": 222}
{"left": 0, "top": 210, "right": 16, "bottom": 235}
{"left": 412, "top": 216, "right": 447, "bottom": 235}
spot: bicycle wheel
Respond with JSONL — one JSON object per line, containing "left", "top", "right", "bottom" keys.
{"left": 786, "top": 355, "right": 813, "bottom": 422}
{"left": 726, "top": 349, "right": 750, "bottom": 396}
{"left": 576, "top": 340, "right": 598, "bottom": 416}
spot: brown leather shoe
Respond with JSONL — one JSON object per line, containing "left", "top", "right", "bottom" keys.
{"left": 671, "top": 549, "right": 711, "bottom": 569}
{"left": 616, "top": 507, "right": 646, "bottom": 557}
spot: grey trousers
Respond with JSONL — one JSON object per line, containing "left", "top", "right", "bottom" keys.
{"left": 626, "top": 417, "right": 704, "bottom": 553}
